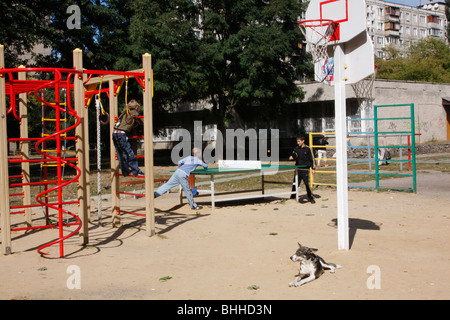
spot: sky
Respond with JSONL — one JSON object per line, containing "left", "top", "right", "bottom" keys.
{"left": 381, "top": 0, "right": 445, "bottom": 6}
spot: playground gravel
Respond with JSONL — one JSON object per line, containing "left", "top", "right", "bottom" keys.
{"left": 0, "top": 170, "right": 449, "bottom": 300}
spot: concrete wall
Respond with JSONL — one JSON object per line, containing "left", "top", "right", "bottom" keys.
{"left": 299, "top": 79, "right": 450, "bottom": 143}
{"left": 150, "top": 79, "right": 449, "bottom": 162}
{"left": 374, "top": 80, "right": 449, "bottom": 143}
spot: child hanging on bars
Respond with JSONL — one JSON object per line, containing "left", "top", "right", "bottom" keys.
{"left": 112, "top": 99, "right": 144, "bottom": 177}
{"left": 154, "top": 148, "right": 207, "bottom": 210}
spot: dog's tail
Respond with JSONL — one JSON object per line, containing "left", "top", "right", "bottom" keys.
{"left": 320, "top": 259, "right": 342, "bottom": 272}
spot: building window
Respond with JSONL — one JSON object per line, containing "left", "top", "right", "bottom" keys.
{"left": 386, "top": 36, "right": 399, "bottom": 45}
{"left": 429, "top": 28, "right": 441, "bottom": 37}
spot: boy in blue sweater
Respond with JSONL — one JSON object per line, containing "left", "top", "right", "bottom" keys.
{"left": 154, "top": 148, "right": 207, "bottom": 210}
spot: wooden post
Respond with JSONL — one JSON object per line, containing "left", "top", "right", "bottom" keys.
{"left": 109, "top": 79, "right": 120, "bottom": 227}
{"left": 73, "top": 48, "right": 89, "bottom": 245}
{"left": 142, "top": 53, "right": 155, "bottom": 236}
{"left": 18, "top": 66, "right": 32, "bottom": 226}
{"left": 0, "top": 45, "right": 12, "bottom": 254}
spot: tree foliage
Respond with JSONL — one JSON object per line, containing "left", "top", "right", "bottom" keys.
{"left": 0, "top": 0, "right": 52, "bottom": 66}
{"left": 129, "top": 0, "right": 201, "bottom": 108}
{"left": 193, "top": 0, "right": 309, "bottom": 126}
{"left": 126, "top": 0, "right": 311, "bottom": 127}
{"left": 37, "top": 0, "right": 134, "bottom": 70}
{"left": 375, "top": 38, "right": 450, "bottom": 83}
{"left": 0, "top": 0, "right": 134, "bottom": 69}
{"left": 2, "top": 0, "right": 312, "bottom": 128}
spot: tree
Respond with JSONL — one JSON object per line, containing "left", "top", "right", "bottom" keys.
{"left": 128, "top": 0, "right": 311, "bottom": 129}
{"left": 37, "top": 0, "right": 133, "bottom": 70}
{"left": 3, "top": 0, "right": 312, "bottom": 136}
{"left": 376, "top": 38, "right": 450, "bottom": 83}
{"left": 195, "top": 0, "right": 309, "bottom": 127}
{"left": 0, "top": 0, "right": 53, "bottom": 66}
{"left": 129, "top": 0, "right": 201, "bottom": 108}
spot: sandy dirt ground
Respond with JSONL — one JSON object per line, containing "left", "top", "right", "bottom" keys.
{"left": 1, "top": 170, "right": 449, "bottom": 300}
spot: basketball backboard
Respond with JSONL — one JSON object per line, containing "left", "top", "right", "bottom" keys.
{"left": 304, "top": 0, "right": 367, "bottom": 44}
{"left": 314, "top": 30, "right": 374, "bottom": 85}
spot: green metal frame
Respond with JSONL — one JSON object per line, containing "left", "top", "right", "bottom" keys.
{"left": 373, "top": 103, "right": 417, "bottom": 193}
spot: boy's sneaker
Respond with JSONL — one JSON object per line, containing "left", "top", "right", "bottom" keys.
{"left": 136, "top": 170, "right": 145, "bottom": 176}
{"left": 192, "top": 205, "right": 203, "bottom": 210}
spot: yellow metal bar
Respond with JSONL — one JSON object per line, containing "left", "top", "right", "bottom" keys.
{"left": 310, "top": 132, "right": 336, "bottom": 135}
{"left": 40, "top": 149, "right": 67, "bottom": 153}
{"left": 44, "top": 193, "right": 64, "bottom": 198}
{"left": 41, "top": 133, "right": 67, "bottom": 137}
{"left": 40, "top": 163, "right": 66, "bottom": 168}
{"left": 41, "top": 118, "right": 67, "bottom": 122}
{"left": 309, "top": 134, "right": 314, "bottom": 188}
{"left": 313, "top": 182, "right": 337, "bottom": 187}
{"left": 311, "top": 145, "right": 336, "bottom": 148}
{"left": 309, "top": 131, "right": 338, "bottom": 189}
{"left": 115, "top": 79, "right": 124, "bottom": 96}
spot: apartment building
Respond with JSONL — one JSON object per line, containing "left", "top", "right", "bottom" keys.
{"left": 366, "top": 0, "right": 448, "bottom": 58}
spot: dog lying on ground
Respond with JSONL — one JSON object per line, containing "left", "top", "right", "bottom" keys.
{"left": 289, "top": 243, "right": 342, "bottom": 287}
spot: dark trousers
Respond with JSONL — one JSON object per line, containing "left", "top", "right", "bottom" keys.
{"left": 291, "top": 168, "right": 313, "bottom": 200}
{"left": 112, "top": 132, "right": 140, "bottom": 177}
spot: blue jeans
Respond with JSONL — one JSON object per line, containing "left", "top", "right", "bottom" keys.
{"left": 154, "top": 169, "right": 198, "bottom": 209}
{"left": 112, "top": 132, "right": 141, "bottom": 177}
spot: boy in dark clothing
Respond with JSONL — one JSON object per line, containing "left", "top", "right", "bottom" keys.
{"left": 112, "top": 99, "right": 144, "bottom": 177}
{"left": 289, "top": 136, "right": 316, "bottom": 203}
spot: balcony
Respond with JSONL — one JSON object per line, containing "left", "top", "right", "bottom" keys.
{"left": 427, "top": 15, "right": 440, "bottom": 29}
{"left": 428, "top": 28, "right": 442, "bottom": 37}
{"left": 385, "top": 6, "right": 400, "bottom": 21}
{"left": 386, "top": 29, "right": 400, "bottom": 37}
{"left": 385, "top": 21, "right": 400, "bottom": 37}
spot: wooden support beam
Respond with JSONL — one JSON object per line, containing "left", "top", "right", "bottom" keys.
{"left": 73, "top": 48, "right": 89, "bottom": 245}
{"left": 109, "top": 80, "right": 121, "bottom": 227}
{"left": 142, "top": 53, "right": 155, "bottom": 237}
{"left": 0, "top": 44, "right": 12, "bottom": 254}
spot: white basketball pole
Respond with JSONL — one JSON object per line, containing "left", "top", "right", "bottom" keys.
{"left": 333, "top": 44, "right": 349, "bottom": 250}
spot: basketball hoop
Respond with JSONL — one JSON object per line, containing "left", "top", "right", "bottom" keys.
{"left": 351, "top": 65, "right": 378, "bottom": 105}
{"left": 298, "top": 19, "right": 338, "bottom": 63}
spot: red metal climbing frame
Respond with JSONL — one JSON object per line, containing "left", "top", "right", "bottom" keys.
{"left": 1, "top": 67, "right": 83, "bottom": 257}
{"left": 1, "top": 51, "right": 152, "bottom": 258}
